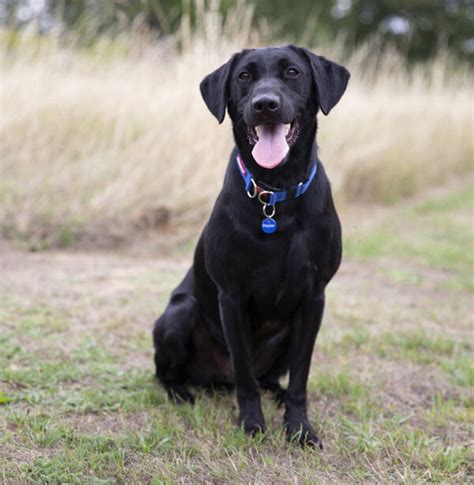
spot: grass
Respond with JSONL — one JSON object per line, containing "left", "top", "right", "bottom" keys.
{"left": 1, "top": 180, "right": 473, "bottom": 482}
{"left": 0, "top": 2, "right": 473, "bottom": 247}
{"left": 344, "top": 181, "right": 474, "bottom": 291}
{"left": 338, "top": 327, "right": 474, "bottom": 388}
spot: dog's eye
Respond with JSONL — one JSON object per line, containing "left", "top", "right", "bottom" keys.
{"left": 286, "top": 67, "right": 299, "bottom": 78}
{"left": 238, "top": 71, "right": 250, "bottom": 81}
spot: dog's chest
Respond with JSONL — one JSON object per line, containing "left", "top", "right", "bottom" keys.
{"left": 246, "top": 235, "right": 315, "bottom": 319}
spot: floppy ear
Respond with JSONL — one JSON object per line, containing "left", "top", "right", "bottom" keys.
{"left": 199, "top": 54, "right": 238, "bottom": 124}
{"left": 301, "top": 48, "right": 350, "bottom": 116}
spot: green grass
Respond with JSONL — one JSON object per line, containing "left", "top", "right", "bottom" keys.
{"left": 1, "top": 182, "right": 473, "bottom": 482}
{"left": 380, "top": 331, "right": 473, "bottom": 387}
{"left": 344, "top": 182, "right": 474, "bottom": 290}
{"left": 332, "top": 326, "right": 473, "bottom": 388}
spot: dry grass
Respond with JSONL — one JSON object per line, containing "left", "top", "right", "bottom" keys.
{"left": 0, "top": 2, "right": 472, "bottom": 246}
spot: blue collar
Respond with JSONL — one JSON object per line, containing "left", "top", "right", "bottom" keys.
{"left": 235, "top": 153, "right": 317, "bottom": 206}
{"left": 235, "top": 153, "right": 318, "bottom": 234}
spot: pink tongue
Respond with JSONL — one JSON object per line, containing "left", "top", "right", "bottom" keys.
{"left": 252, "top": 124, "right": 289, "bottom": 169}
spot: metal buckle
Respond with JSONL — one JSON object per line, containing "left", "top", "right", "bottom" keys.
{"left": 246, "top": 178, "right": 257, "bottom": 198}
{"left": 258, "top": 190, "right": 274, "bottom": 205}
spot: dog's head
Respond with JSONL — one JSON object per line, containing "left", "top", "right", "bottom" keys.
{"left": 200, "top": 45, "right": 350, "bottom": 170}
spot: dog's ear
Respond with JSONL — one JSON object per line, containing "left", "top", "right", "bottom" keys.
{"left": 300, "top": 48, "right": 350, "bottom": 116}
{"left": 200, "top": 54, "right": 238, "bottom": 124}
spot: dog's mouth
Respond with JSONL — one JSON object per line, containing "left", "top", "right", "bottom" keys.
{"left": 246, "top": 119, "right": 300, "bottom": 169}
{"left": 247, "top": 120, "right": 300, "bottom": 146}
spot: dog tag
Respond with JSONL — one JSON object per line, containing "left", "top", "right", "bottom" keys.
{"left": 261, "top": 217, "right": 277, "bottom": 234}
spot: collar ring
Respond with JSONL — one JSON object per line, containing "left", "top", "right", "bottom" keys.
{"left": 258, "top": 190, "right": 274, "bottom": 205}
{"left": 262, "top": 203, "right": 276, "bottom": 218}
{"left": 246, "top": 178, "right": 257, "bottom": 199}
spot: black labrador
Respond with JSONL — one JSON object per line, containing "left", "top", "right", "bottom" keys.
{"left": 153, "top": 45, "right": 349, "bottom": 447}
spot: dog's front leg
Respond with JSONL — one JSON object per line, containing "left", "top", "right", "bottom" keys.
{"left": 284, "top": 291, "right": 325, "bottom": 448}
{"left": 218, "top": 292, "right": 265, "bottom": 435}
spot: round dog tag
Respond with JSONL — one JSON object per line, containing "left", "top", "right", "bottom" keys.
{"left": 261, "top": 217, "right": 277, "bottom": 234}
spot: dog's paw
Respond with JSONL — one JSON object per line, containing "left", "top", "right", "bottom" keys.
{"left": 238, "top": 413, "right": 266, "bottom": 437}
{"left": 240, "top": 419, "right": 266, "bottom": 437}
{"left": 166, "top": 383, "right": 195, "bottom": 405}
{"left": 237, "top": 396, "right": 266, "bottom": 436}
{"left": 284, "top": 419, "right": 323, "bottom": 449}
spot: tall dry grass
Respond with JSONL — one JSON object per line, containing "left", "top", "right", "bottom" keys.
{"left": 1, "top": 2, "right": 472, "bottom": 245}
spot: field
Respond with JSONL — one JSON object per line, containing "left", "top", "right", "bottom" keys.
{"left": 1, "top": 4, "right": 473, "bottom": 483}
{"left": 1, "top": 179, "right": 473, "bottom": 483}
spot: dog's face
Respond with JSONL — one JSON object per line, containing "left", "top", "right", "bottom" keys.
{"left": 200, "top": 45, "right": 350, "bottom": 169}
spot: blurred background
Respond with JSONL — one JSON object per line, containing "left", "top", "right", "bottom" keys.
{"left": 0, "top": 0, "right": 472, "bottom": 249}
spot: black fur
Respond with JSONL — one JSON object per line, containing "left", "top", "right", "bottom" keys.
{"left": 153, "top": 45, "right": 349, "bottom": 447}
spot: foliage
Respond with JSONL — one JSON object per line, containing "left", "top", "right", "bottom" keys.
{"left": 2, "top": 0, "right": 473, "bottom": 61}
{"left": 254, "top": 0, "right": 474, "bottom": 62}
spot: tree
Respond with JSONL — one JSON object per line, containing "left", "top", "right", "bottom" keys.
{"left": 2, "top": 0, "right": 473, "bottom": 62}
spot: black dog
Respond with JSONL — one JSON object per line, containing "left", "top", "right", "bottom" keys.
{"left": 153, "top": 45, "right": 349, "bottom": 447}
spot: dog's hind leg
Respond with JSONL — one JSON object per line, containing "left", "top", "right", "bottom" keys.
{"left": 153, "top": 269, "right": 198, "bottom": 404}
{"left": 260, "top": 380, "right": 286, "bottom": 407}
{"left": 256, "top": 334, "right": 289, "bottom": 407}
{"left": 259, "top": 353, "right": 288, "bottom": 407}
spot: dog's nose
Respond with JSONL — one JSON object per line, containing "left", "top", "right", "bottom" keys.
{"left": 252, "top": 94, "right": 281, "bottom": 115}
